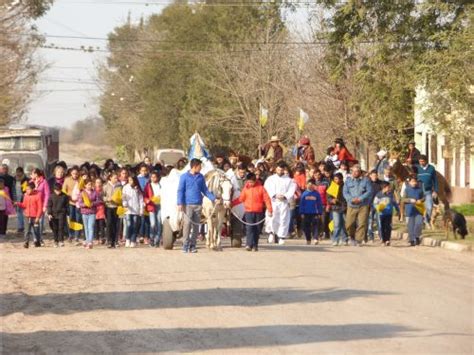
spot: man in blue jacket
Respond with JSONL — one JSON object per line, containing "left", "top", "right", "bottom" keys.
{"left": 415, "top": 154, "right": 438, "bottom": 226}
{"left": 177, "top": 158, "right": 216, "bottom": 253}
{"left": 343, "top": 165, "right": 372, "bottom": 246}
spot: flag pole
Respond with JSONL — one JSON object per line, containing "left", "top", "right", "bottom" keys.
{"left": 259, "top": 102, "right": 263, "bottom": 158}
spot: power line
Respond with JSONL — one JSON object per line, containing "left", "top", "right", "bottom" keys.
{"left": 57, "top": 0, "right": 322, "bottom": 7}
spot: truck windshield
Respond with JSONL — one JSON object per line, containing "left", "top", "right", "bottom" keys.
{"left": 0, "top": 136, "right": 42, "bottom": 151}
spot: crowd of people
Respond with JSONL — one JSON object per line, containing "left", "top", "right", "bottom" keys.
{"left": 0, "top": 136, "right": 438, "bottom": 251}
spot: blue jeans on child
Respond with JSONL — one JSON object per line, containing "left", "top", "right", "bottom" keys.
{"left": 149, "top": 207, "right": 162, "bottom": 246}
{"left": 24, "top": 218, "right": 40, "bottom": 243}
{"left": 408, "top": 214, "right": 423, "bottom": 242}
{"left": 367, "top": 207, "right": 381, "bottom": 241}
{"left": 15, "top": 205, "right": 24, "bottom": 231}
{"left": 331, "top": 211, "right": 348, "bottom": 243}
{"left": 82, "top": 214, "right": 96, "bottom": 244}
{"left": 126, "top": 214, "right": 141, "bottom": 243}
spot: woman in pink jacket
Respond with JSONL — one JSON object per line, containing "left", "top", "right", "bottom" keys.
{"left": 31, "top": 168, "right": 51, "bottom": 242}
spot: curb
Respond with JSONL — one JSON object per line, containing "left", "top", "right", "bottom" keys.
{"left": 391, "top": 230, "right": 471, "bottom": 252}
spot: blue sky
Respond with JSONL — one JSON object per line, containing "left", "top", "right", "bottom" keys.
{"left": 27, "top": 1, "right": 310, "bottom": 128}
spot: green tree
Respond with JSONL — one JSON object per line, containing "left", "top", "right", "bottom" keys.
{"left": 317, "top": 0, "right": 472, "bottom": 150}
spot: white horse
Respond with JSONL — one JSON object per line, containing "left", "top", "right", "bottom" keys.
{"left": 202, "top": 169, "right": 233, "bottom": 251}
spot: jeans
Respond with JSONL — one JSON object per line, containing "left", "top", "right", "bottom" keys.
{"left": 125, "top": 214, "right": 141, "bottom": 243}
{"left": 244, "top": 212, "right": 264, "bottom": 248}
{"left": 182, "top": 205, "right": 202, "bottom": 250}
{"left": 424, "top": 191, "right": 433, "bottom": 224}
{"left": 332, "top": 211, "right": 348, "bottom": 243}
{"left": 408, "top": 215, "right": 423, "bottom": 242}
{"left": 24, "top": 218, "right": 40, "bottom": 243}
{"left": 288, "top": 207, "right": 301, "bottom": 235}
{"left": 82, "top": 214, "right": 96, "bottom": 244}
{"left": 68, "top": 205, "right": 82, "bottom": 240}
{"left": 302, "top": 214, "right": 318, "bottom": 242}
{"left": 106, "top": 207, "right": 119, "bottom": 246}
{"left": 15, "top": 205, "right": 25, "bottom": 230}
{"left": 50, "top": 215, "right": 66, "bottom": 243}
{"left": 139, "top": 215, "right": 150, "bottom": 238}
{"left": 149, "top": 206, "right": 162, "bottom": 245}
{"left": 379, "top": 214, "right": 392, "bottom": 242}
{"left": 367, "top": 207, "right": 382, "bottom": 241}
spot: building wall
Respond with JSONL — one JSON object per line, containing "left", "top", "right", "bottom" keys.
{"left": 414, "top": 88, "right": 473, "bottom": 203}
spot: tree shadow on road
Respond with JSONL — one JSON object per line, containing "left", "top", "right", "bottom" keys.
{"left": 0, "top": 287, "right": 395, "bottom": 316}
{"left": 0, "top": 323, "right": 415, "bottom": 353}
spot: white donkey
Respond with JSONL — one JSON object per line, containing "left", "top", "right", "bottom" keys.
{"left": 202, "top": 169, "right": 233, "bottom": 251}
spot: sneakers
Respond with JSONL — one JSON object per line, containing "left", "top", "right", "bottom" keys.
{"left": 245, "top": 246, "right": 252, "bottom": 251}
{"left": 59, "top": 242, "right": 65, "bottom": 247}
{"left": 130, "top": 242, "right": 137, "bottom": 248}
{"left": 416, "top": 237, "right": 421, "bottom": 246}
{"left": 278, "top": 238, "right": 285, "bottom": 245}
{"left": 34, "top": 241, "right": 41, "bottom": 248}
{"left": 409, "top": 240, "right": 416, "bottom": 247}
{"left": 385, "top": 241, "right": 391, "bottom": 246}
{"left": 182, "top": 247, "right": 189, "bottom": 253}
{"left": 314, "top": 239, "right": 319, "bottom": 245}
{"left": 23, "top": 242, "right": 29, "bottom": 249}
{"left": 332, "top": 241, "right": 338, "bottom": 246}
{"left": 189, "top": 247, "right": 198, "bottom": 253}
{"left": 125, "top": 240, "right": 131, "bottom": 248}
{"left": 267, "top": 233, "right": 275, "bottom": 244}
{"left": 54, "top": 243, "right": 59, "bottom": 248}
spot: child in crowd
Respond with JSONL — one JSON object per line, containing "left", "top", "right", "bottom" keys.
{"left": 0, "top": 178, "right": 15, "bottom": 238}
{"left": 103, "top": 172, "right": 121, "bottom": 248}
{"left": 324, "top": 146, "right": 341, "bottom": 169}
{"left": 137, "top": 164, "right": 150, "bottom": 244}
{"left": 78, "top": 179, "right": 101, "bottom": 249}
{"left": 47, "top": 183, "right": 69, "bottom": 247}
{"left": 232, "top": 173, "right": 273, "bottom": 252}
{"left": 299, "top": 180, "right": 323, "bottom": 245}
{"left": 402, "top": 175, "right": 425, "bottom": 246}
{"left": 15, "top": 182, "right": 42, "bottom": 248}
{"left": 144, "top": 171, "right": 162, "bottom": 248}
{"left": 327, "top": 173, "right": 348, "bottom": 246}
{"left": 13, "top": 167, "right": 28, "bottom": 233}
{"left": 122, "top": 176, "right": 144, "bottom": 248}
{"left": 95, "top": 178, "right": 106, "bottom": 245}
{"left": 373, "top": 181, "right": 396, "bottom": 246}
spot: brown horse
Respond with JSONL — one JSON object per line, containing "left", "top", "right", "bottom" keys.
{"left": 389, "top": 155, "right": 452, "bottom": 210}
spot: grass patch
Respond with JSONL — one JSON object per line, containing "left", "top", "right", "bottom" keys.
{"left": 452, "top": 204, "right": 474, "bottom": 216}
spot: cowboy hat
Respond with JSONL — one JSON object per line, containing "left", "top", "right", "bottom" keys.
{"left": 270, "top": 135, "right": 280, "bottom": 142}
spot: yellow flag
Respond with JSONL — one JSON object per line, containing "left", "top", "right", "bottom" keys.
{"left": 111, "top": 187, "right": 123, "bottom": 205}
{"left": 21, "top": 181, "right": 28, "bottom": 192}
{"left": 117, "top": 206, "right": 126, "bottom": 217}
{"left": 376, "top": 203, "right": 387, "bottom": 213}
{"left": 0, "top": 190, "right": 11, "bottom": 201}
{"left": 326, "top": 181, "right": 340, "bottom": 198}
{"left": 328, "top": 219, "right": 335, "bottom": 232}
{"left": 69, "top": 221, "right": 83, "bottom": 231}
{"left": 259, "top": 106, "right": 268, "bottom": 128}
{"left": 81, "top": 191, "right": 92, "bottom": 208}
{"left": 151, "top": 195, "right": 161, "bottom": 205}
{"left": 415, "top": 201, "right": 426, "bottom": 215}
{"left": 298, "top": 109, "right": 309, "bottom": 132}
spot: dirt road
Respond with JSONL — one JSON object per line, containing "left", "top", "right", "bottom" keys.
{"left": 1, "top": 230, "right": 473, "bottom": 354}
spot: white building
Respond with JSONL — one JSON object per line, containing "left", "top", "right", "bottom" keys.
{"left": 414, "top": 88, "right": 473, "bottom": 204}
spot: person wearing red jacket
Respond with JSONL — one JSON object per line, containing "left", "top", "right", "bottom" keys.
{"left": 334, "top": 138, "right": 358, "bottom": 166}
{"left": 15, "top": 182, "right": 43, "bottom": 248}
{"left": 232, "top": 173, "right": 273, "bottom": 252}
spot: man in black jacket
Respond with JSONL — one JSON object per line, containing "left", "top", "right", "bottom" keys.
{"left": 47, "top": 183, "right": 69, "bottom": 247}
